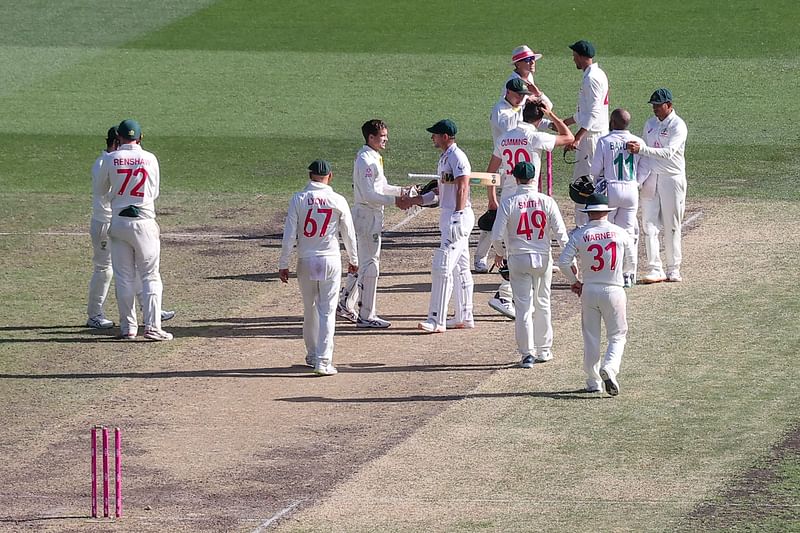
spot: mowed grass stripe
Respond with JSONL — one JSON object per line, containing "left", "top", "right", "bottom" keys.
{"left": 277, "top": 201, "right": 800, "bottom": 532}
{"left": 128, "top": 0, "right": 800, "bottom": 59}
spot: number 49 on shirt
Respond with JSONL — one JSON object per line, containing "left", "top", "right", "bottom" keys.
{"left": 516, "top": 210, "right": 546, "bottom": 240}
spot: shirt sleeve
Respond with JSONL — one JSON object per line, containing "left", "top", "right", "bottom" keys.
{"left": 557, "top": 234, "right": 579, "bottom": 283}
{"left": 490, "top": 197, "right": 511, "bottom": 255}
{"left": 278, "top": 195, "right": 300, "bottom": 270}
{"left": 356, "top": 157, "right": 397, "bottom": 206}
{"left": 639, "top": 119, "right": 688, "bottom": 160}
{"left": 92, "top": 154, "right": 112, "bottom": 200}
{"left": 579, "top": 75, "right": 607, "bottom": 130}
{"left": 547, "top": 199, "right": 569, "bottom": 248}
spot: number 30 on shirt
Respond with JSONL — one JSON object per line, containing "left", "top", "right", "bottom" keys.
{"left": 302, "top": 207, "right": 333, "bottom": 238}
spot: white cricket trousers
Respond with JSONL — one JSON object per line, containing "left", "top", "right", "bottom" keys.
{"left": 573, "top": 130, "right": 606, "bottom": 228}
{"left": 427, "top": 208, "right": 475, "bottom": 328}
{"left": 88, "top": 219, "right": 113, "bottom": 318}
{"left": 508, "top": 252, "right": 553, "bottom": 357}
{"left": 581, "top": 283, "right": 627, "bottom": 390}
{"left": 297, "top": 256, "right": 342, "bottom": 366}
{"left": 108, "top": 217, "right": 163, "bottom": 335}
{"left": 607, "top": 180, "right": 639, "bottom": 275}
{"left": 340, "top": 205, "right": 382, "bottom": 320}
{"left": 641, "top": 172, "right": 686, "bottom": 272}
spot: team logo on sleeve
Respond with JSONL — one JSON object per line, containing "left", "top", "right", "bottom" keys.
{"left": 365, "top": 167, "right": 373, "bottom": 177}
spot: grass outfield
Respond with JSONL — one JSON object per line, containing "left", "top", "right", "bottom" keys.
{"left": 1, "top": 0, "right": 799, "bottom": 531}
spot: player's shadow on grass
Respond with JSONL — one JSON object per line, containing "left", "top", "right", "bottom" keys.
{"left": 277, "top": 388, "right": 608, "bottom": 403}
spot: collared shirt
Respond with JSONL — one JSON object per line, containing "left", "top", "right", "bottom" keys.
{"left": 437, "top": 143, "right": 472, "bottom": 211}
{"left": 573, "top": 63, "right": 609, "bottom": 133}
{"left": 90, "top": 151, "right": 112, "bottom": 223}
{"left": 278, "top": 181, "right": 358, "bottom": 270}
{"left": 639, "top": 111, "right": 688, "bottom": 175}
{"left": 558, "top": 219, "right": 635, "bottom": 287}
{"left": 96, "top": 143, "right": 160, "bottom": 219}
{"left": 491, "top": 184, "right": 568, "bottom": 257}
{"left": 590, "top": 130, "right": 647, "bottom": 184}
{"left": 490, "top": 97, "right": 523, "bottom": 144}
{"left": 352, "top": 145, "right": 402, "bottom": 209}
{"left": 493, "top": 123, "right": 557, "bottom": 198}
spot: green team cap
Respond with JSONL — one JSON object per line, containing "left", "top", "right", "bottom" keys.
{"left": 426, "top": 119, "right": 457, "bottom": 136}
{"left": 506, "top": 78, "right": 531, "bottom": 95}
{"left": 512, "top": 161, "right": 536, "bottom": 180}
{"left": 308, "top": 159, "right": 332, "bottom": 176}
{"left": 117, "top": 119, "right": 142, "bottom": 141}
{"left": 648, "top": 88, "right": 673, "bottom": 104}
{"left": 569, "top": 40, "right": 596, "bottom": 58}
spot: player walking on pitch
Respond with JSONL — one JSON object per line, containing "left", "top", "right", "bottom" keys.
{"left": 399, "top": 119, "right": 475, "bottom": 333}
{"left": 97, "top": 119, "right": 172, "bottom": 340}
{"left": 563, "top": 39, "right": 610, "bottom": 229}
{"left": 558, "top": 192, "right": 635, "bottom": 396}
{"left": 279, "top": 160, "right": 358, "bottom": 376}
{"left": 590, "top": 108, "right": 647, "bottom": 287}
{"left": 483, "top": 102, "right": 574, "bottom": 319}
{"left": 337, "top": 120, "right": 406, "bottom": 328}
{"left": 490, "top": 162, "right": 569, "bottom": 367}
{"left": 627, "top": 88, "right": 688, "bottom": 283}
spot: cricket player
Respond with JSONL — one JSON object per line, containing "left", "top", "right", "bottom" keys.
{"left": 278, "top": 160, "right": 358, "bottom": 376}
{"left": 491, "top": 162, "right": 569, "bottom": 367}
{"left": 564, "top": 40, "right": 609, "bottom": 228}
{"left": 483, "top": 102, "right": 574, "bottom": 319}
{"left": 400, "top": 119, "right": 474, "bottom": 333}
{"left": 557, "top": 192, "right": 635, "bottom": 396}
{"left": 474, "top": 78, "right": 533, "bottom": 274}
{"left": 504, "top": 45, "right": 553, "bottom": 110}
{"left": 87, "top": 126, "right": 176, "bottom": 329}
{"left": 86, "top": 126, "right": 119, "bottom": 329}
{"left": 97, "top": 119, "right": 172, "bottom": 341}
{"left": 590, "top": 108, "right": 647, "bottom": 287}
{"left": 627, "top": 88, "right": 688, "bottom": 283}
{"left": 337, "top": 120, "right": 405, "bottom": 328}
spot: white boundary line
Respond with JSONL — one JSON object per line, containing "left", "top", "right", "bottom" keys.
{"left": 251, "top": 500, "right": 304, "bottom": 532}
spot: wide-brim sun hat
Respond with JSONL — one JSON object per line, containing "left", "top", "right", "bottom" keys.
{"left": 511, "top": 45, "right": 543, "bottom": 65}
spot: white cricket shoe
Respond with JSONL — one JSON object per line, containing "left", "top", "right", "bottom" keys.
{"left": 535, "top": 351, "right": 553, "bottom": 363}
{"left": 640, "top": 269, "right": 666, "bottom": 284}
{"left": 474, "top": 260, "right": 489, "bottom": 274}
{"left": 600, "top": 368, "right": 620, "bottom": 396}
{"left": 144, "top": 328, "right": 173, "bottom": 341}
{"left": 488, "top": 296, "right": 515, "bottom": 319}
{"left": 666, "top": 270, "right": 682, "bottom": 282}
{"left": 118, "top": 332, "right": 136, "bottom": 341}
{"left": 314, "top": 362, "right": 338, "bottom": 376}
{"left": 161, "top": 310, "right": 176, "bottom": 321}
{"left": 87, "top": 315, "right": 114, "bottom": 329}
{"left": 336, "top": 304, "right": 358, "bottom": 323}
{"left": 356, "top": 317, "right": 391, "bottom": 328}
{"left": 417, "top": 320, "right": 445, "bottom": 334}
{"left": 446, "top": 318, "right": 475, "bottom": 329}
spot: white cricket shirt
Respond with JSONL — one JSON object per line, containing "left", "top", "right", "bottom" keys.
{"left": 437, "top": 143, "right": 471, "bottom": 211}
{"left": 90, "top": 151, "right": 112, "bottom": 223}
{"left": 640, "top": 111, "right": 688, "bottom": 176}
{"left": 490, "top": 184, "right": 568, "bottom": 257}
{"left": 490, "top": 97, "right": 523, "bottom": 143}
{"left": 558, "top": 219, "right": 634, "bottom": 287}
{"left": 573, "top": 63, "right": 609, "bottom": 133}
{"left": 278, "top": 181, "right": 358, "bottom": 270}
{"left": 96, "top": 143, "right": 160, "bottom": 219}
{"left": 352, "top": 145, "right": 402, "bottom": 210}
{"left": 591, "top": 130, "right": 647, "bottom": 184}
{"left": 493, "top": 123, "right": 557, "bottom": 199}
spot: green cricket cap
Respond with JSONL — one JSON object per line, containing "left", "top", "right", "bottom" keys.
{"left": 308, "top": 159, "right": 332, "bottom": 176}
{"left": 569, "top": 40, "right": 596, "bottom": 58}
{"left": 117, "top": 119, "right": 142, "bottom": 141}
{"left": 512, "top": 161, "right": 536, "bottom": 180}
{"left": 506, "top": 78, "right": 532, "bottom": 95}
{"left": 426, "top": 119, "right": 458, "bottom": 136}
{"left": 648, "top": 88, "right": 673, "bottom": 104}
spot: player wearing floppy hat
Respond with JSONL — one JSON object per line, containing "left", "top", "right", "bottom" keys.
{"left": 558, "top": 191, "right": 635, "bottom": 396}
{"left": 563, "top": 39, "right": 610, "bottom": 229}
{"left": 490, "top": 162, "right": 569, "bottom": 367}
{"left": 279, "top": 159, "right": 359, "bottom": 375}
{"left": 504, "top": 45, "right": 553, "bottom": 110}
{"left": 626, "top": 88, "right": 688, "bottom": 283}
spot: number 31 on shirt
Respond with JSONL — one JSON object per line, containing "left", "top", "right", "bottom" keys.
{"left": 588, "top": 241, "right": 618, "bottom": 271}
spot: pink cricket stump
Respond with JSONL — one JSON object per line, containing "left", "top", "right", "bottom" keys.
{"left": 90, "top": 427, "right": 97, "bottom": 518}
{"left": 115, "top": 428, "right": 122, "bottom": 518}
{"left": 546, "top": 151, "right": 553, "bottom": 196}
{"left": 102, "top": 427, "right": 109, "bottom": 518}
